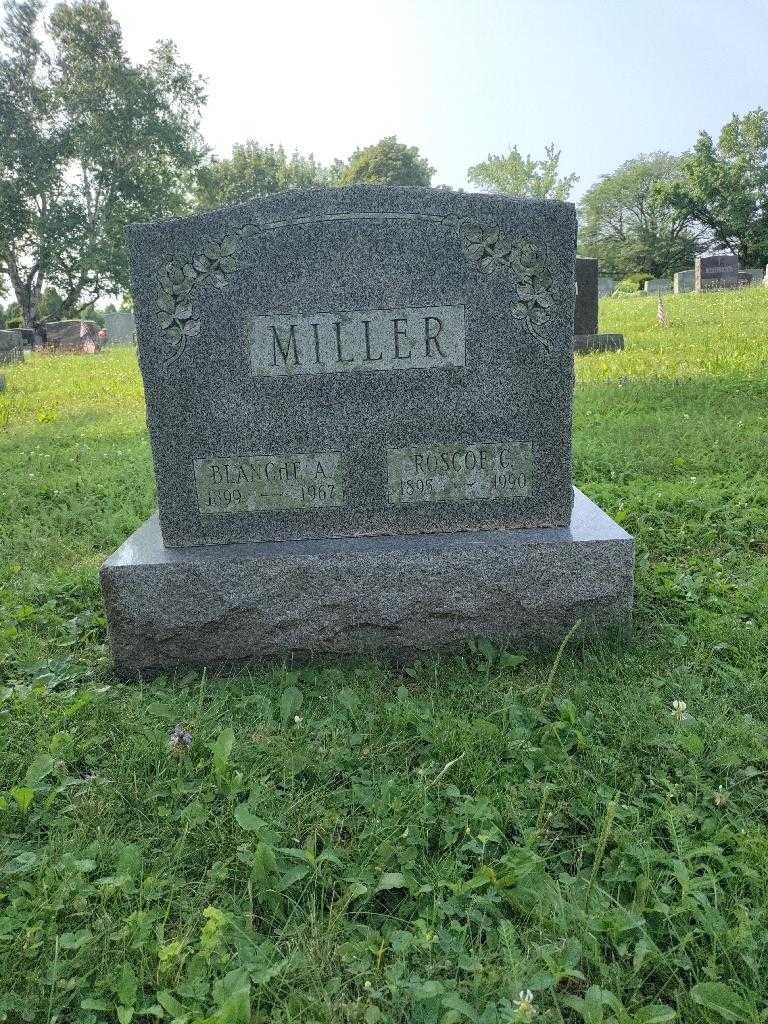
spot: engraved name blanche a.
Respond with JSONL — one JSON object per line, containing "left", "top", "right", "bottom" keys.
{"left": 194, "top": 453, "right": 344, "bottom": 513}
{"left": 388, "top": 442, "right": 533, "bottom": 504}
{"left": 250, "top": 305, "right": 465, "bottom": 376}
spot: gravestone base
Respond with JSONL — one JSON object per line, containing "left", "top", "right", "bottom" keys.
{"left": 574, "top": 334, "right": 625, "bottom": 354}
{"left": 101, "top": 488, "right": 634, "bottom": 679}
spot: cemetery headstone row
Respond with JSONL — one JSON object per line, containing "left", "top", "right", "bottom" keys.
{"left": 101, "top": 187, "right": 634, "bottom": 676}
{"left": 674, "top": 261, "right": 764, "bottom": 293}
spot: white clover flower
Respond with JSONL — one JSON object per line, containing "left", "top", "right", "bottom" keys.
{"left": 714, "top": 785, "right": 729, "bottom": 807}
{"left": 293, "top": 715, "right": 303, "bottom": 726}
{"left": 514, "top": 990, "right": 537, "bottom": 1019}
{"left": 672, "top": 699, "right": 690, "bottom": 721}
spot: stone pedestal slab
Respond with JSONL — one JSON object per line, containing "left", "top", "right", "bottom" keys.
{"left": 101, "top": 488, "right": 634, "bottom": 678}
{"left": 574, "top": 334, "right": 624, "bottom": 354}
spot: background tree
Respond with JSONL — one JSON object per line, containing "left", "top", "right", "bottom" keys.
{"left": 468, "top": 143, "right": 577, "bottom": 200}
{"left": 37, "top": 286, "right": 64, "bottom": 321}
{"left": 339, "top": 137, "right": 434, "bottom": 187}
{"left": 578, "top": 153, "right": 699, "bottom": 278}
{"left": 196, "top": 141, "right": 331, "bottom": 210}
{"left": 0, "top": 0, "right": 206, "bottom": 330}
{"left": 664, "top": 108, "right": 768, "bottom": 267}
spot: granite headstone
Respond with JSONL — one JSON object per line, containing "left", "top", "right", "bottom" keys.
{"left": 0, "top": 329, "right": 25, "bottom": 364}
{"left": 131, "top": 189, "right": 578, "bottom": 548}
{"left": 695, "top": 254, "right": 739, "bottom": 291}
{"left": 739, "top": 268, "right": 763, "bottom": 286}
{"left": 644, "top": 278, "right": 672, "bottom": 294}
{"left": 104, "top": 310, "right": 136, "bottom": 344}
{"left": 673, "top": 270, "right": 694, "bottom": 293}
{"left": 46, "top": 320, "right": 100, "bottom": 351}
{"left": 101, "top": 186, "right": 634, "bottom": 676}
{"left": 574, "top": 259, "right": 624, "bottom": 355}
{"left": 575, "top": 258, "right": 598, "bottom": 335}
{"left": 597, "top": 276, "right": 616, "bottom": 298}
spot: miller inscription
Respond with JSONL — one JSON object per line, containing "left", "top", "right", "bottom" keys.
{"left": 250, "top": 305, "right": 466, "bottom": 376}
{"left": 388, "top": 442, "right": 533, "bottom": 504}
{"left": 195, "top": 453, "right": 344, "bottom": 513}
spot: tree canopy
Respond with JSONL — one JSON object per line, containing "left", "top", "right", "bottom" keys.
{"left": 578, "top": 153, "right": 699, "bottom": 278}
{"left": 467, "top": 144, "right": 578, "bottom": 201}
{"left": 664, "top": 108, "right": 768, "bottom": 268}
{"left": 0, "top": 0, "right": 206, "bottom": 328}
{"left": 195, "top": 141, "right": 333, "bottom": 210}
{"left": 194, "top": 136, "right": 435, "bottom": 210}
{"left": 339, "top": 137, "right": 434, "bottom": 187}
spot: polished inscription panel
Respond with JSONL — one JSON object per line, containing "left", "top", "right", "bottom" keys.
{"left": 250, "top": 305, "right": 465, "bottom": 376}
{"left": 195, "top": 453, "right": 344, "bottom": 513}
{"left": 388, "top": 442, "right": 533, "bottom": 504}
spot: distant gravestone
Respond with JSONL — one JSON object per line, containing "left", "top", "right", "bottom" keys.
{"left": 575, "top": 258, "right": 598, "bottom": 335}
{"left": 597, "top": 276, "right": 616, "bottom": 298}
{"left": 104, "top": 310, "right": 136, "bottom": 344}
{"left": 644, "top": 278, "right": 672, "bottom": 294}
{"left": 574, "top": 259, "right": 624, "bottom": 355}
{"left": 46, "top": 320, "right": 100, "bottom": 351}
{"left": 739, "top": 268, "right": 763, "bottom": 286}
{"left": 695, "top": 254, "right": 739, "bottom": 291}
{"left": 100, "top": 186, "right": 634, "bottom": 676}
{"left": 0, "top": 329, "right": 25, "bottom": 364}
{"left": 673, "top": 270, "right": 694, "bottom": 293}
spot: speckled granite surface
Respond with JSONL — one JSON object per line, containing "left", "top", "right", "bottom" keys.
{"left": 127, "top": 186, "right": 577, "bottom": 546}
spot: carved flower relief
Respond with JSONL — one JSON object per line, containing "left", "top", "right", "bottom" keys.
{"left": 155, "top": 228, "right": 257, "bottom": 361}
{"left": 460, "top": 221, "right": 513, "bottom": 274}
{"left": 191, "top": 235, "right": 240, "bottom": 288}
{"left": 511, "top": 267, "right": 554, "bottom": 328}
{"left": 157, "top": 262, "right": 201, "bottom": 352}
{"left": 159, "top": 260, "right": 196, "bottom": 299}
{"left": 157, "top": 287, "right": 201, "bottom": 347}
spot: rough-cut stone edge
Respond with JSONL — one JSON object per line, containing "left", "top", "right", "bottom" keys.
{"left": 574, "top": 334, "right": 625, "bottom": 354}
{"left": 101, "top": 488, "right": 634, "bottom": 679}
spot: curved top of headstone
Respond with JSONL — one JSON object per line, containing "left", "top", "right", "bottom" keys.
{"left": 129, "top": 183, "right": 574, "bottom": 230}
{"left": 127, "top": 185, "right": 577, "bottom": 547}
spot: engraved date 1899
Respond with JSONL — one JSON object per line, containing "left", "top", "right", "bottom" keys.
{"left": 195, "top": 453, "right": 344, "bottom": 513}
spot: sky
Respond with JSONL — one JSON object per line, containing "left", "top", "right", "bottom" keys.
{"left": 107, "top": 0, "right": 768, "bottom": 198}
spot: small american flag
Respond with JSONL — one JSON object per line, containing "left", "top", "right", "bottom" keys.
{"left": 657, "top": 297, "right": 668, "bottom": 327}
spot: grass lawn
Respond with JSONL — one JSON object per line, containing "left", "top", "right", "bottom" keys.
{"left": 1, "top": 287, "right": 767, "bottom": 1023}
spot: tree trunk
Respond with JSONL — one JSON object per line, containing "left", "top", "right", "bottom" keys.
{"left": 4, "top": 251, "right": 44, "bottom": 336}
